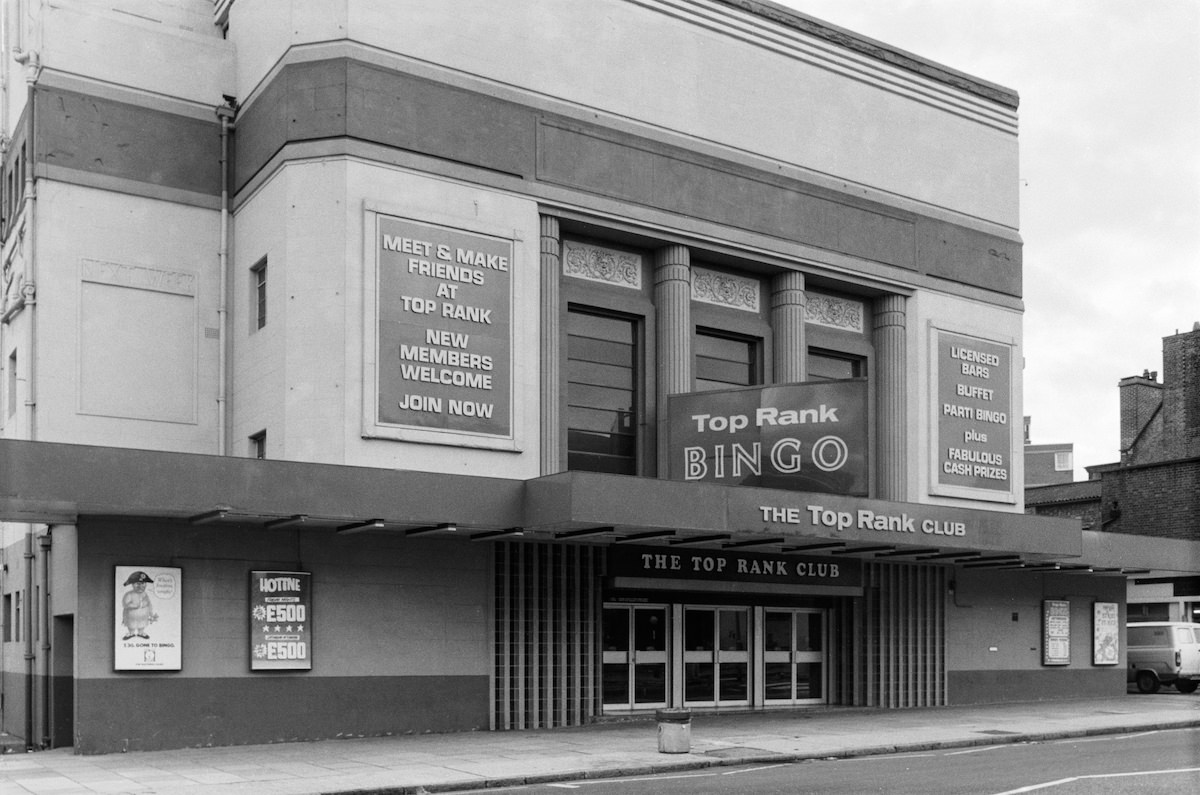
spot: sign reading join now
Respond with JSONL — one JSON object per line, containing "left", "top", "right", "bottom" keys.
{"left": 667, "top": 381, "right": 868, "bottom": 495}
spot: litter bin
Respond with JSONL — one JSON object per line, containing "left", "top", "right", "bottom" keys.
{"left": 655, "top": 708, "right": 692, "bottom": 753}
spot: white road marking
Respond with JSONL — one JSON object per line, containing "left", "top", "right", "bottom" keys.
{"left": 992, "top": 766, "right": 1200, "bottom": 794}
{"left": 945, "top": 744, "right": 1010, "bottom": 756}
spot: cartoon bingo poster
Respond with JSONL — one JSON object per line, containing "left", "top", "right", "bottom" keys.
{"left": 250, "top": 571, "right": 312, "bottom": 670}
{"left": 114, "top": 565, "right": 182, "bottom": 671}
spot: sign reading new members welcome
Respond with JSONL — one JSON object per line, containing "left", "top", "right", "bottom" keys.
{"left": 376, "top": 215, "right": 512, "bottom": 438}
{"left": 667, "top": 381, "right": 868, "bottom": 495}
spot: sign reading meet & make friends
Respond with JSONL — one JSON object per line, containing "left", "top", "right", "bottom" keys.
{"left": 376, "top": 215, "right": 512, "bottom": 438}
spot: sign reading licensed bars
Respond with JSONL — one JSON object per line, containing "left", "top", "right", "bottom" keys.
{"left": 376, "top": 215, "right": 512, "bottom": 437}
{"left": 668, "top": 380, "right": 868, "bottom": 495}
{"left": 250, "top": 571, "right": 312, "bottom": 671}
{"left": 935, "top": 330, "right": 1013, "bottom": 495}
{"left": 609, "top": 545, "right": 862, "bottom": 588}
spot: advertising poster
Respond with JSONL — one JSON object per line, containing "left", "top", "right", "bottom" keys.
{"left": 1093, "top": 601, "right": 1120, "bottom": 665}
{"left": 375, "top": 214, "right": 512, "bottom": 438}
{"left": 667, "top": 380, "right": 868, "bottom": 495}
{"left": 933, "top": 329, "right": 1014, "bottom": 497}
{"left": 114, "top": 565, "right": 182, "bottom": 671}
{"left": 1043, "top": 599, "right": 1071, "bottom": 666}
{"left": 250, "top": 571, "right": 312, "bottom": 671}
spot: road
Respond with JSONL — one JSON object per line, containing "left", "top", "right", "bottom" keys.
{"left": 471, "top": 726, "right": 1200, "bottom": 794}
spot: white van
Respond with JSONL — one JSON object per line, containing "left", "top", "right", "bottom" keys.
{"left": 1127, "top": 622, "right": 1200, "bottom": 694}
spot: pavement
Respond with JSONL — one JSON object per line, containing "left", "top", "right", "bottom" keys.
{"left": 2, "top": 694, "right": 1198, "bottom": 794}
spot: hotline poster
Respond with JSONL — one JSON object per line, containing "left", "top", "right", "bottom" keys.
{"left": 114, "top": 565, "right": 182, "bottom": 671}
{"left": 250, "top": 571, "right": 312, "bottom": 671}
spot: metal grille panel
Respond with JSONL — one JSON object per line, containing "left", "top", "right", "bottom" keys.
{"left": 494, "top": 542, "right": 603, "bottom": 729}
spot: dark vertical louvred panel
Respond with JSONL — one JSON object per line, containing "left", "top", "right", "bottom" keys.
{"left": 854, "top": 561, "right": 946, "bottom": 708}
{"left": 494, "top": 542, "right": 601, "bottom": 729}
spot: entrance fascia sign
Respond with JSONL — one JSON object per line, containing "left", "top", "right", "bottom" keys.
{"left": 365, "top": 209, "right": 515, "bottom": 449}
{"left": 930, "top": 325, "right": 1015, "bottom": 503}
{"left": 250, "top": 571, "right": 312, "bottom": 671}
{"left": 114, "top": 565, "right": 182, "bottom": 671}
{"left": 1043, "top": 599, "right": 1071, "bottom": 666}
{"left": 734, "top": 489, "right": 1081, "bottom": 558}
{"left": 667, "top": 380, "right": 868, "bottom": 495}
{"left": 609, "top": 545, "right": 861, "bottom": 589}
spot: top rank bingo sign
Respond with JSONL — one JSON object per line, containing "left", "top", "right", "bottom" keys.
{"left": 668, "top": 380, "right": 868, "bottom": 495}
{"left": 376, "top": 215, "right": 512, "bottom": 438}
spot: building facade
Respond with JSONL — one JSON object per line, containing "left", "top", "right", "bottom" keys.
{"left": 1, "top": 0, "right": 1178, "bottom": 754}
{"left": 1028, "top": 325, "right": 1200, "bottom": 623}
{"left": 1023, "top": 416, "right": 1074, "bottom": 487}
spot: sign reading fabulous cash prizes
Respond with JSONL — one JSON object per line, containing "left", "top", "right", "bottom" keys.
{"left": 668, "top": 380, "right": 868, "bottom": 494}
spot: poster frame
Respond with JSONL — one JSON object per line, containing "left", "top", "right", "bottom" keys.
{"left": 1092, "top": 601, "right": 1120, "bottom": 665}
{"left": 1042, "top": 599, "right": 1071, "bottom": 666}
{"left": 113, "top": 565, "right": 183, "bottom": 672}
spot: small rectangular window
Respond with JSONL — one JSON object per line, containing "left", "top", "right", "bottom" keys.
{"left": 7, "top": 351, "right": 16, "bottom": 417}
{"left": 695, "top": 329, "right": 759, "bottom": 392}
{"left": 807, "top": 349, "right": 864, "bottom": 381}
{"left": 1054, "top": 451, "right": 1073, "bottom": 472}
{"left": 250, "top": 429, "right": 267, "bottom": 459}
{"left": 251, "top": 258, "right": 268, "bottom": 330}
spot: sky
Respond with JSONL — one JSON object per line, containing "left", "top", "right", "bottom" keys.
{"left": 770, "top": 0, "right": 1200, "bottom": 480}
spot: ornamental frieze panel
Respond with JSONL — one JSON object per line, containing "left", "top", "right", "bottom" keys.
{"left": 691, "top": 267, "right": 759, "bottom": 312}
{"left": 806, "top": 293, "right": 864, "bottom": 332}
{"left": 562, "top": 240, "right": 643, "bottom": 289}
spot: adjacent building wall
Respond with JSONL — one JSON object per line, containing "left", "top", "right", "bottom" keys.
{"left": 73, "top": 520, "right": 492, "bottom": 754}
{"left": 946, "top": 569, "right": 1126, "bottom": 702}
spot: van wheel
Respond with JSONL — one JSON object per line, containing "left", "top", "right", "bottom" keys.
{"left": 1175, "top": 680, "right": 1198, "bottom": 694}
{"left": 1136, "top": 671, "right": 1161, "bottom": 694}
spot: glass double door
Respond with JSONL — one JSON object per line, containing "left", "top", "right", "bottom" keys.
{"left": 763, "top": 609, "right": 824, "bottom": 704}
{"left": 683, "top": 607, "right": 751, "bottom": 706}
{"left": 602, "top": 605, "right": 669, "bottom": 707}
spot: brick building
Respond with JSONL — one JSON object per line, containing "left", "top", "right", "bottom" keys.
{"left": 1023, "top": 416, "right": 1074, "bottom": 487}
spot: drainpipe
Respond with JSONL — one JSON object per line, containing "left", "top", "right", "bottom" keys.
{"left": 12, "top": 49, "right": 39, "bottom": 441}
{"left": 39, "top": 528, "right": 51, "bottom": 748}
{"left": 12, "top": 49, "right": 40, "bottom": 753}
{"left": 23, "top": 526, "right": 34, "bottom": 750}
{"left": 215, "top": 98, "right": 236, "bottom": 455}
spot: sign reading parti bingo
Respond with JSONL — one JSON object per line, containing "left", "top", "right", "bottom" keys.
{"left": 376, "top": 215, "right": 512, "bottom": 437}
{"left": 935, "top": 330, "right": 1013, "bottom": 496}
{"left": 668, "top": 380, "right": 868, "bottom": 495}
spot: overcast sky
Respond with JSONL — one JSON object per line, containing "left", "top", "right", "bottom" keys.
{"left": 771, "top": 0, "right": 1200, "bottom": 479}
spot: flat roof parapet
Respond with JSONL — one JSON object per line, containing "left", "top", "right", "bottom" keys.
{"left": 715, "top": 0, "right": 1020, "bottom": 109}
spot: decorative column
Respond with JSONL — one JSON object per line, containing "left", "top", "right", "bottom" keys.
{"left": 540, "top": 215, "right": 562, "bottom": 475}
{"left": 770, "top": 271, "right": 807, "bottom": 383}
{"left": 655, "top": 245, "right": 691, "bottom": 473}
{"left": 873, "top": 295, "right": 908, "bottom": 500}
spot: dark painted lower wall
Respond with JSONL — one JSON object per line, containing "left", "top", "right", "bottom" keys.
{"left": 75, "top": 674, "right": 489, "bottom": 754}
{"left": 948, "top": 668, "right": 1126, "bottom": 705}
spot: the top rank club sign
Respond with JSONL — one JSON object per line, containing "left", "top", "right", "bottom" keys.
{"left": 668, "top": 381, "right": 868, "bottom": 495}
{"left": 376, "top": 215, "right": 512, "bottom": 438}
